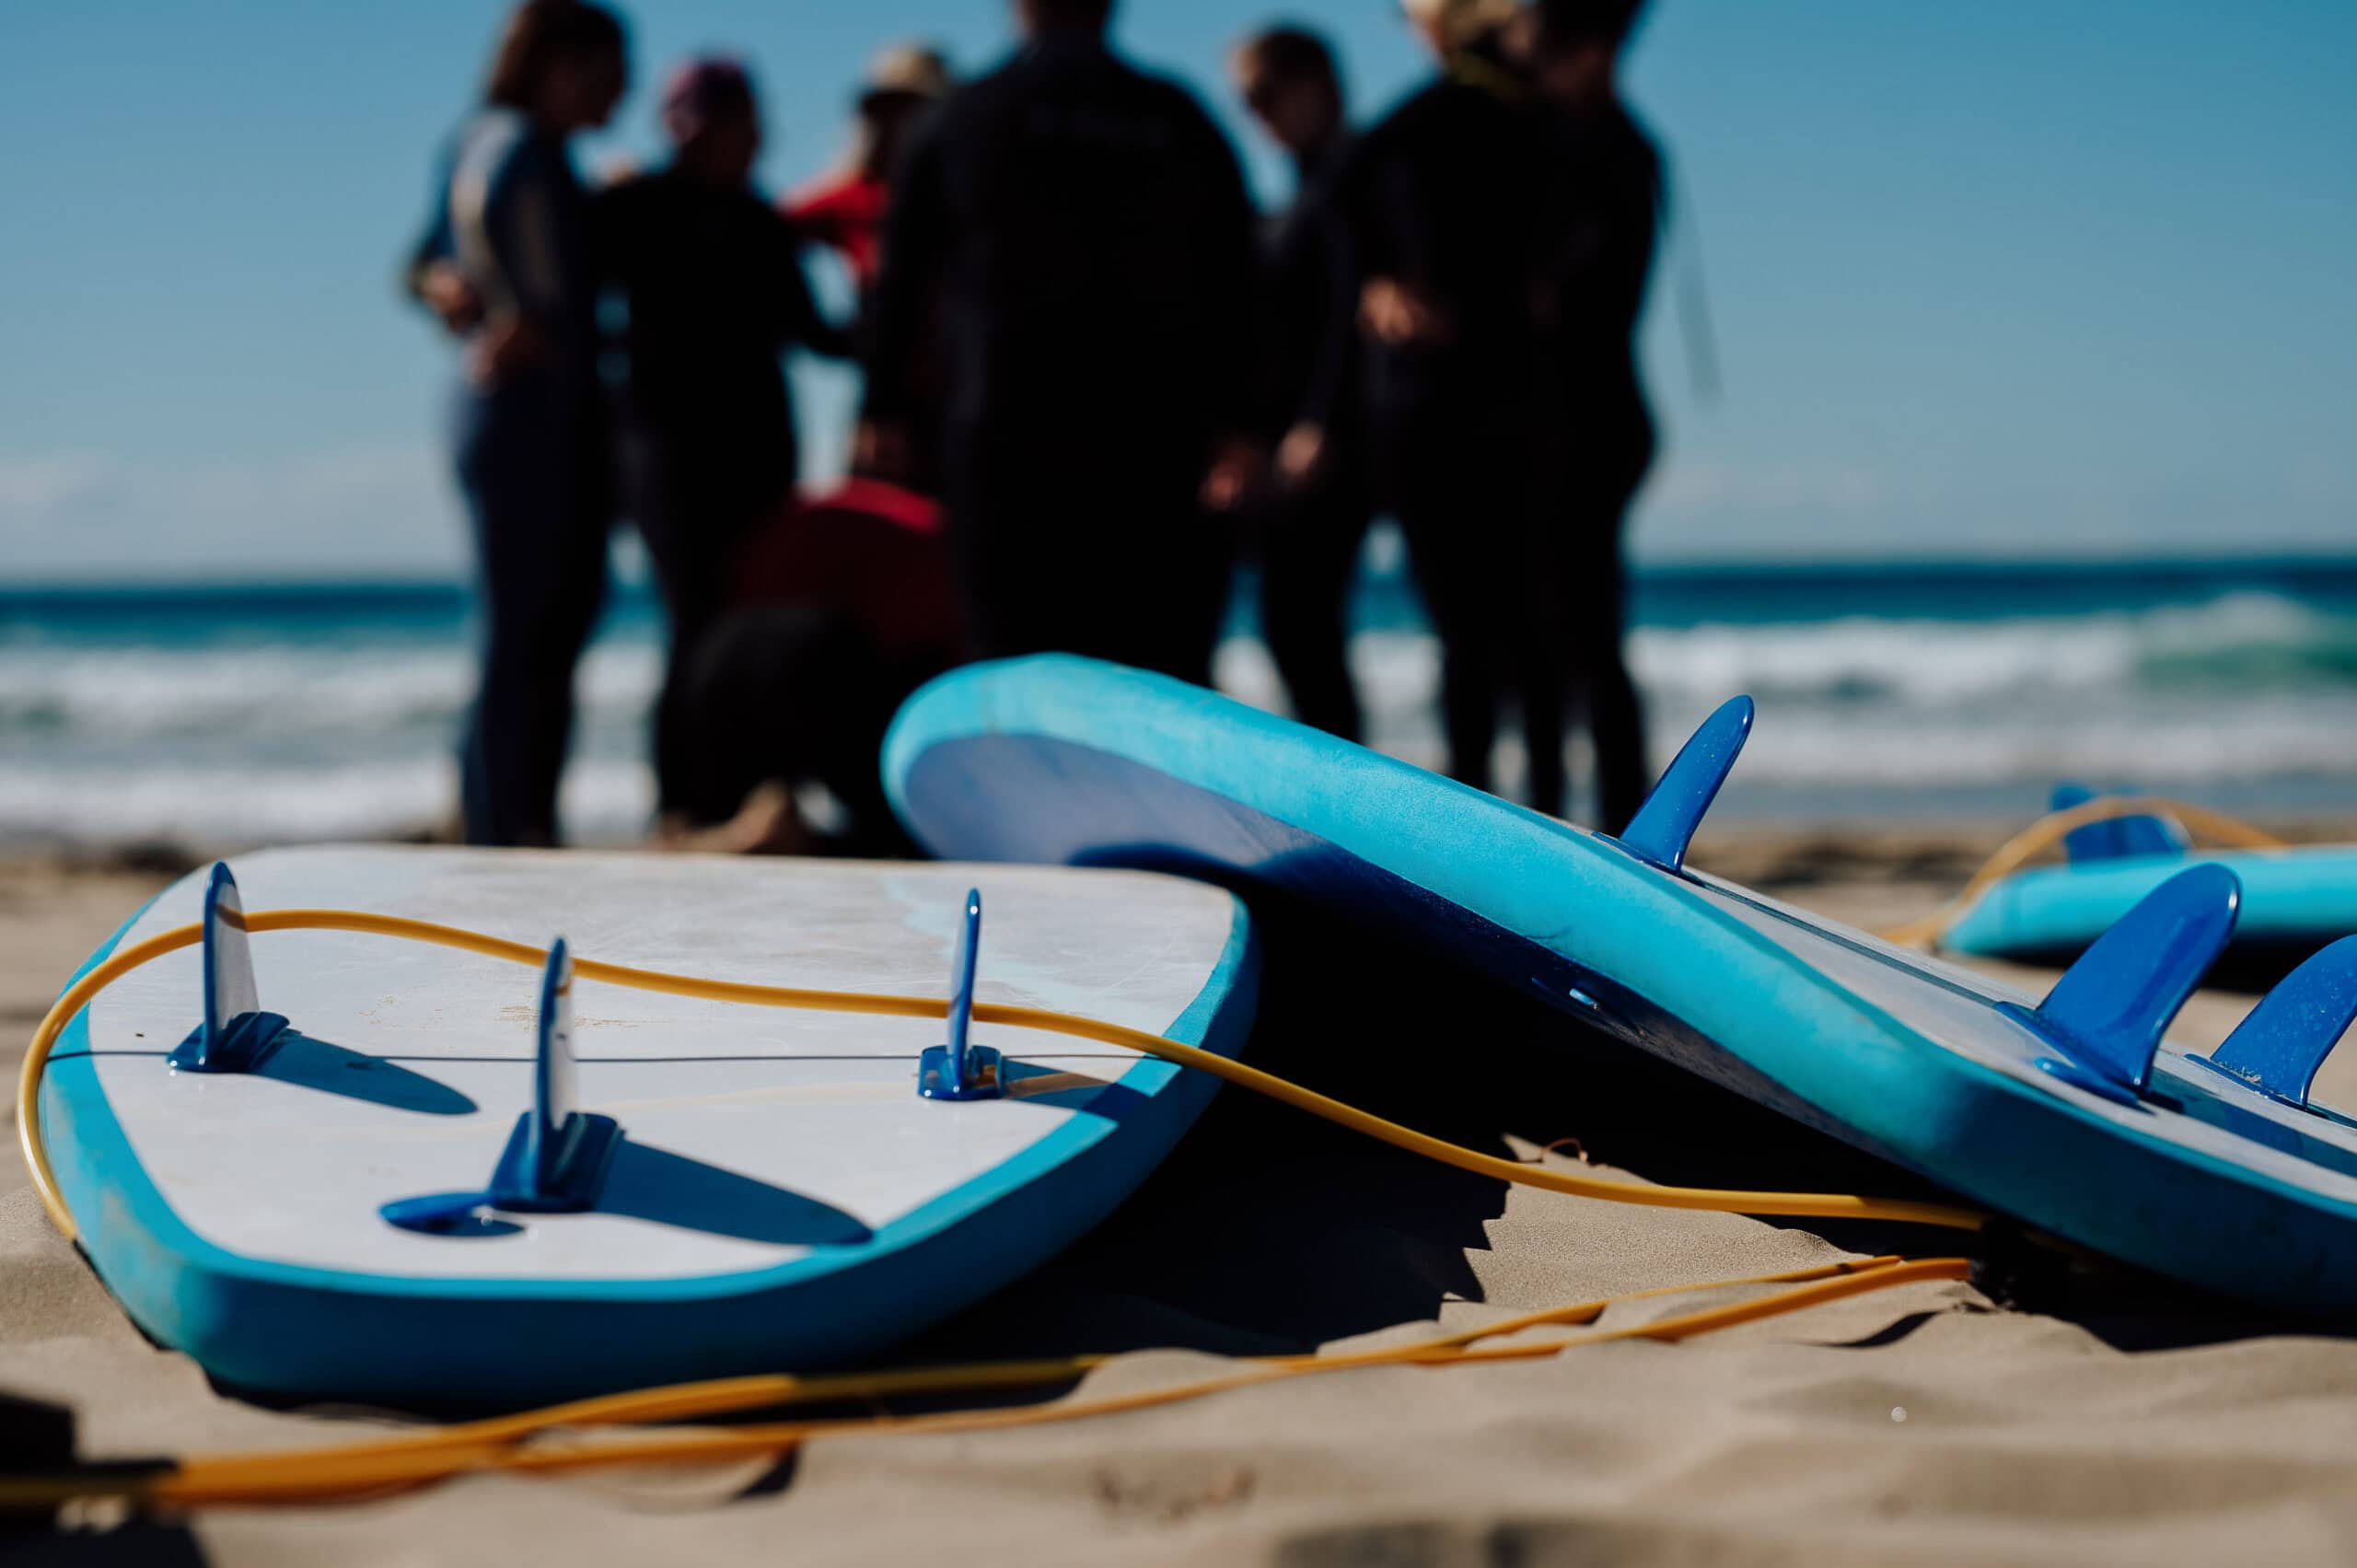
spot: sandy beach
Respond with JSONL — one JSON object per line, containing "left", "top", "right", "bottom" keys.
{"left": 8, "top": 826, "right": 2357, "bottom": 1565}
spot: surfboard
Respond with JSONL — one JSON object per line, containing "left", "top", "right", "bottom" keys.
{"left": 1938, "top": 787, "right": 2357, "bottom": 982}
{"left": 41, "top": 846, "right": 1257, "bottom": 1405}
{"left": 884, "top": 655, "right": 2357, "bottom": 1314}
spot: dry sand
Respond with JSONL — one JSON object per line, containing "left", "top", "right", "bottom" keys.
{"left": 6, "top": 832, "right": 2357, "bottom": 1566}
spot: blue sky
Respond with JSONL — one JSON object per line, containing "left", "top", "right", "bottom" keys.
{"left": 1, "top": 0, "right": 2349, "bottom": 579}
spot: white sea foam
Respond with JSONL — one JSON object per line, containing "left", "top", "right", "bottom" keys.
{"left": 6, "top": 588, "right": 2352, "bottom": 847}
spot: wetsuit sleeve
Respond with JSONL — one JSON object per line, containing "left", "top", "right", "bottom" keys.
{"left": 1296, "top": 192, "right": 1359, "bottom": 432}
{"left": 400, "top": 147, "right": 458, "bottom": 307}
{"left": 1186, "top": 109, "right": 1267, "bottom": 442}
{"left": 772, "top": 211, "right": 853, "bottom": 362}
{"left": 1541, "top": 134, "right": 1662, "bottom": 366}
{"left": 862, "top": 121, "right": 950, "bottom": 424}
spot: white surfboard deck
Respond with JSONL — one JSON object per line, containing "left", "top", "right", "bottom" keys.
{"left": 48, "top": 846, "right": 1258, "bottom": 1402}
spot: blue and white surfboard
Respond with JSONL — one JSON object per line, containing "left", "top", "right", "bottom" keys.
{"left": 885, "top": 656, "right": 2357, "bottom": 1314}
{"left": 1940, "top": 786, "right": 2357, "bottom": 980}
{"left": 44, "top": 848, "right": 1257, "bottom": 1404}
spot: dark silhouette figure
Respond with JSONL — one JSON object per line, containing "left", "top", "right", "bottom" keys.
{"left": 1519, "top": 0, "right": 1658, "bottom": 830}
{"left": 597, "top": 58, "right": 849, "bottom": 826}
{"left": 404, "top": 0, "right": 629, "bottom": 846}
{"left": 1325, "top": 4, "right": 1556, "bottom": 796}
{"left": 857, "top": 0, "right": 1263, "bottom": 686}
{"left": 1230, "top": 25, "right": 1370, "bottom": 741}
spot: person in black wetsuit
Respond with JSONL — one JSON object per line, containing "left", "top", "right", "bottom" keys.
{"left": 1516, "top": 0, "right": 1659, "bottom": 830}
{"left": 1229, "top": 25, "right": 1369, "bottom": 741}
{"left": 596, "top": 58, "right": 850, "bottom": 827}
{"left": 403, "top": 0, "right": 628, "bottom": 847}
{"left": 855, "top": 0, "right": 1263, "bottom": 686}
{"left": 1325, "top": 0, "right": 1553, "bottom": 796}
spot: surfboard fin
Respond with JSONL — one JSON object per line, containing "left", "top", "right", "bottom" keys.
{"left": 1618, "top": 695, "right": 1753, "bottom": 874}
{"left": 168, "top": 863, "right": 291, "bottom": 1074}
{"left": 2052, "top": 783, "right": 2189, "bottom": 864}
{"left": 381, "top": 938, "right": 620, "bottom": 1233}
{"left": 2003, "top": 864, "right": 2240, "bottom": 1104}
{"left": 919, "top": 889, "right": 1004, "bottom": 1100}
{"left": 2195, "top": 935, "right": 2357, "bottom": 1108}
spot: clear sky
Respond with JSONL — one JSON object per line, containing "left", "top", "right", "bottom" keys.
{"left": 2, "top": 0, "right": 2350, "bottom": 580}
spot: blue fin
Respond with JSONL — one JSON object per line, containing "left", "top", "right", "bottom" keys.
{"left": 920, "top": 889, "right": 1003, "bottom": 1100}
{"left": 2052, "top": 783, "right": 2189, "bottom": 864}
{"left": 381, "top": 938, "right": 620, "bottom": 1233}
{"left": 2200, "top": 935, "right": 2357, "bottom": 1107}
{"left": 1618, "top": 695, "right": 1754, "bottom": 874}
{"left": 168, "top": 863, "right": 290, "bottom": 1074}
{"left": 2004, "top": 864, "right": 2240, "bottom": 1103}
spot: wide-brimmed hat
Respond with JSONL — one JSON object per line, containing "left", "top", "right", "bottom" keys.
{"left": 1399, "top": 0, "right": 1517, "bottom": 47}
{"left": 858, "top": 43, "right": 953, "bottom": 110}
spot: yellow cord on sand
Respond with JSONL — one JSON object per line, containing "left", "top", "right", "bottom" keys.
{"left": 0, "top": 1255, "right": 1969, "bottom": 1510}
{"left": 1878, "top": 794, "right": 2286, "bottom": 949}
{"left": 20, "top": 908, "right": 1988, "bottom": 1242}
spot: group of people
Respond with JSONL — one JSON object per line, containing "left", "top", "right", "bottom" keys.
{"left": 405, "top": 0, "right": 1662, "bottom": 854}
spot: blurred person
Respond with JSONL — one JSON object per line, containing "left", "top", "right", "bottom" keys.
{"left": 404, "top": 0, "right": 628, "bottom": 847}
{"left": 856, "top": 0, "right": 1263, "bottom": 685}
{"left": 1512, "top": 0, "right": 1660, "bottom": 830}
{"left": 596, "top": 57, "right": 850, "bottom": 828}
{"left": 1323, "top": 0, "right": 1555, "bottom": 797}
{"left": 784, "top": 44, "right": 954, "bottom": 300}
{"left": 1230, "top": 24, "right": 1369, "bottom": 741}
{"left": 660, "top": 479, "right": 962, "bottom": 856}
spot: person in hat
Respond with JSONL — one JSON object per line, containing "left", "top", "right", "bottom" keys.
{"left": 595, "top": 55, "right": 850, "bottom": 827}
{"left": 856, "top": 0, "right": 1262, "bottom": 685}
{"left": 784, "top": 43, "right": 954, "bottom": 299}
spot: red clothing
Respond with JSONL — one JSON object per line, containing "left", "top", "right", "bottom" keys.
{"left": 784, "top": 169, "right": 891, "bottom": 292}
{"left": 730, "top": 480, "right": 961, "bottom": 657}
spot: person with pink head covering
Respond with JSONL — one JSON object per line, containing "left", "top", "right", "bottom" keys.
{"left": 596, "top": 55, "right": 849, "bottom": 825}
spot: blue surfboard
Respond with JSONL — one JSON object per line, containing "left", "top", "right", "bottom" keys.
{"left": 44, "top": 848, "right": 1257, "bottom": 1405}
{"left": 1940, "top": 787, "right": 2357, "bottom": 982}
{"left": 885, "top": 656, "right": 2357, "bottom": 1314}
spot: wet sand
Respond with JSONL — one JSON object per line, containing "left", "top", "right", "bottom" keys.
{"left": 6, "top": 830, "right": 2357, "bottom": 1566}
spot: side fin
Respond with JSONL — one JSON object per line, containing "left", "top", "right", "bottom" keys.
{"left": 2200, "top": 935, "right": 2357, "bottom": 1107}
{"left": 2052, "top": 783, "right": 2189, "bottom": 865}
{"left": 168, "top": 863, "right": 290, "bottom": 1074}
{"left": 2003, "top": 864, "right": 2240, "bottom": 1103}
{"left": 920, "top": 889, "right": 1004, "bottom": 1100}
{"left": 1617, "top": 695, "right": 1753, "bottom": 874}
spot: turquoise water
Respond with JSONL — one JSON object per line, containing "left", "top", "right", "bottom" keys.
{"left": 6, "top": 548, "right": 2356, "bottom": 846}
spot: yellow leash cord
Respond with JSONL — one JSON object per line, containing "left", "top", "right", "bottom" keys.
{"left": 0, "top": 1255, "right": 1971, "bottom": 1511}
{"left": 1878, "top": 795, "right": 2287, "bottom": 949}
{"left": 20, "top": 908, "right": 1989, "bottom": 1241}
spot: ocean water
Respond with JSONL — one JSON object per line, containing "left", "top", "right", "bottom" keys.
{"left": 6, "top": 542, "right": 2356, "bottom": 849}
